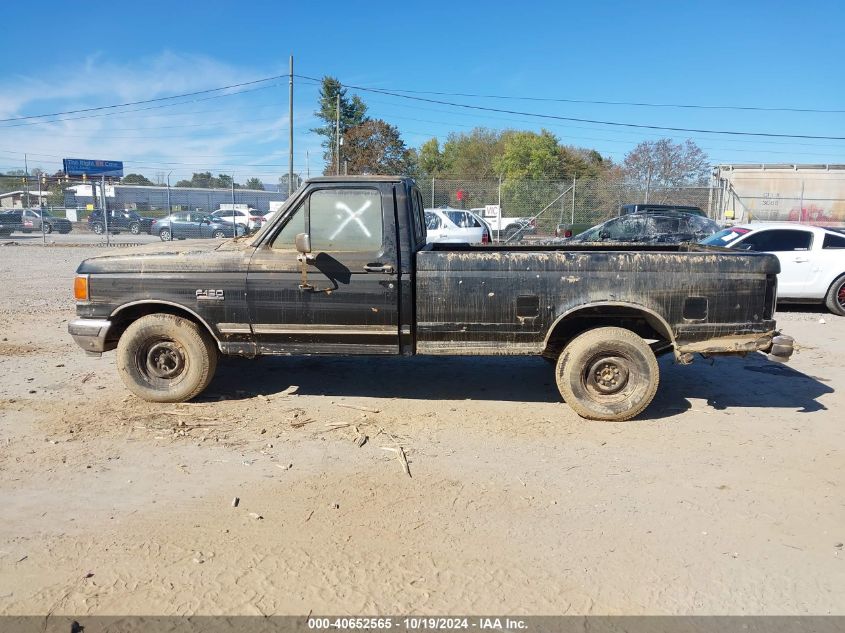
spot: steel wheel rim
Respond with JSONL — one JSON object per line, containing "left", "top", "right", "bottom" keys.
{"left": 583, "top": 353, "right": 633, "bottom": 401}
{"left": 137, "top": 339, "right": 187, "bottom": 385}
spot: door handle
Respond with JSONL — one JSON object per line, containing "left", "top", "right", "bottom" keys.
{"left": 363, "top": 263, "right": 395, "bottom": 273}
{"left": 793, "top": 257, "right": 809, "bottom": 263}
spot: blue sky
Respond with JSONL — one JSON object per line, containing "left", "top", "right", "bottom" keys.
{"left": 1, "top": 0, "right": 843, "bottom": 183}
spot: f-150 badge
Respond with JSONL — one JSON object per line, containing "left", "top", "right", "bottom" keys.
{"left": 196, "top": 289, "right": 224, "bottom": 301}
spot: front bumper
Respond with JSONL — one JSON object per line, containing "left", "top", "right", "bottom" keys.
{"left": 68, "top": 318, "right": 113, "bottom": 356}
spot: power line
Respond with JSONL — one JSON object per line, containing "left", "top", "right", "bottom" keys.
{"left": 297, "top": 74, "right": 845, "bottom": 141}
{"left": 0, "top": 74, "right": 289, "bottom": 123}
{"left": 339, "top": 85, "right": 845, "bottom": 114}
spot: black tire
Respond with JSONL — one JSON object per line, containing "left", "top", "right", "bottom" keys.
{"left": 556, "top": 326, "right": 659, "bottom": 421}
{"left": 212, "top": 229, "right": 226, "bottom": 239}
{"left": 824, "top": 274, "right": 845, "bottom": 316}
{"left": 116, "top": 314, "right": 218, "bottom": 403}
{"left": 159, "top": 228, "right": 172, "bottom": 241}
{"left": 129, "top": 222, "right": 140, "bottom": 235}
{"left": 92, "top": 222, "right": 105, "bottom": 235}
{"left": 44, "top": 223, "right": 53, "bottom": 234}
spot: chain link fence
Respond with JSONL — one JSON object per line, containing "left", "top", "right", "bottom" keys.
{"left": 0, "top": 175, "right": 287, "bottom": 245}
{"left": 418, "top": 177, "right": 718, "bottom": 237}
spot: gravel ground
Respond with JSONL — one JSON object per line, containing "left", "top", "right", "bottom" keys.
{"left": 0, "top": 244, "right": 843, "bottom": 615}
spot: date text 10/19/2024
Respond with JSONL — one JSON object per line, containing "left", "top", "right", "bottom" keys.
{"left": 307, "top": 618, "right": 527, "bottom": 630}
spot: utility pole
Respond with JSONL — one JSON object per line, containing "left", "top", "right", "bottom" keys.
{"left": 335, "top": 93, "right": 341, "bottom": 176}
{"left": 166, "top": 171, "right": 172, "bottom": 214}
{"left": 644, "top": 167, "right": 652, "bottom": 204}
{"left": 39, "top": 175, "right": 46, "bottom": 245}
{"left": 24, "top": 154, "right": 30, "bottom": 208}
{"left": 288, "top": 55, "right": 294, "bottom": 196}
{"left": 306, "top": 150, "right": 310, "bottom": 179}
{"left": 231, "top": 174, "right": 236, "bottom": 237}
{"left": 102, "top": 175, "right": 110, "bottom": 247}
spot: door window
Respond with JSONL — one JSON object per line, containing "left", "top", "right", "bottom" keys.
{"left": 271, "top": 188, "right": 383, "bottom": 252}
{"left": 736, "top": 229, "right": 812, "bottom": 252}
{"left": 425, "top": 212, "right": 441, "bottom": 230}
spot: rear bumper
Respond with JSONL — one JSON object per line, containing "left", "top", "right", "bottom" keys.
{"left": 675, "top": 328, "right": 794, "bottom": 362}
{"left": 68, "top": 318, "right": 113, "bottom": 356}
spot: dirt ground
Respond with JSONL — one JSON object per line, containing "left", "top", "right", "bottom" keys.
{"left": 0, "top": 243, "right": 843, "bottom": 616}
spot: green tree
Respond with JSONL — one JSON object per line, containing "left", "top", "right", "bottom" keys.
{"left": 418, "top": 138, "right": 446, "bottom": 177}
{"left": 439, "top": 128, "right": 504, "bottom": 179}
{"left": 244, "top": 177, "right": 264, "bottom": 190}
{"left": 342, "top": 119, "right": 416, "bottom": 176}
{"left": 278, "top": 172, "right": 303, "bottom": 194}
{"left": 122, "top": 173, "right": 155, "bottom": 186}
{"left": 493, "top": 129, "right": 561, "bottom": 180}
{"left": 312, "top": 76, "right": 368, "bottom": 173}
{"left": 174, "top": 172, "right": 240, "bottom": 189}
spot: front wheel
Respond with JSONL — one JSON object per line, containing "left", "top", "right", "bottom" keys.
{"left": 91, "top": 222, "right": 104, "bottom": 235}
{"left": 159, "top": 228, "right": 172, "bottom": 241}
{"left": 212, "top": 229, "right": 226, "bottom": 239}
{"left": 44, "top": 223, "right": 53, "bottom": 234}
{"left": 116, "top": 314, "right": 218, "bottom": 403}
{"left": 824, "top": 274, "right": 845, "bottom": 316}
{"left": 556, "top": 326, "right": 659, "bottom": 421}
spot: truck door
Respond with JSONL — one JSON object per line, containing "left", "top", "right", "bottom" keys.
{"left": 246, "top": 184, "right": 400, "bottom": 354}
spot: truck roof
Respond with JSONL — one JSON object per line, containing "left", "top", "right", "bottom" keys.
{"left": 305, "top": 175, "right": 409, "bottom": 183}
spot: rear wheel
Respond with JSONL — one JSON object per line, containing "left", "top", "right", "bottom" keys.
{"left": 556, "top": 326, "right": 659, "bottom": 421}
{"left": 44, "top": 223, "right": 53, "bottom": 234}
{"left": 116, "top": 314, "right": 218, "bottom": 403}
{"left": 159, "top": 228, "right": 172, "bottom": 241}
{"left": 129, "top": 222, "right": 141, "bottom": 235}
{"left": 212, "top": 229, "right": 226, "bottom": 239}
{"left": 824, "top": 274, "right": 845, "bottom": 316}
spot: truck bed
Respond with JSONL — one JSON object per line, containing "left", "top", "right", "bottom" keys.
{"left": 415, "top": 245, "right": 779, "bottom": 355}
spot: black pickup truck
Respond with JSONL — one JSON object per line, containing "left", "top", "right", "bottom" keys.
{"left": 68, "top": 176, "right": 793, "bottom": 421}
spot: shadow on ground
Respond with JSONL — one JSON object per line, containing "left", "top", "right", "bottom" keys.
{"left": 206, "top": 352, "right": 833, "bottom": 420}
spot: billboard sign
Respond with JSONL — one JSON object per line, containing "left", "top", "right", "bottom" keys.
{"left": 62, "top": 158, "right": 124, "bottom": 177}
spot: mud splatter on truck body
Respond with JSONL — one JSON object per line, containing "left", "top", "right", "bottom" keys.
{"left": 68, "top": 176, "right": 792, "bottom": 419}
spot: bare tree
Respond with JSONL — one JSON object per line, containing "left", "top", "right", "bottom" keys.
{"left": 623, "top": 139, "right": 710, "bottom": 191}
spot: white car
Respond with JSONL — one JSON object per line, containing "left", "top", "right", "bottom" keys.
{"left": 211, "top": 208, "right": 264, "bottom": 232}
{"left": 424, "top": 208, "right": 491, "bottom": 244}
{"left": 701, "top": 223, "right": 845, "bottom": 315}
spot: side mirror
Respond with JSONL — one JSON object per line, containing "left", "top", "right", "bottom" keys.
{"left": 295, "top": 232, "right": 312, "bottom": 255}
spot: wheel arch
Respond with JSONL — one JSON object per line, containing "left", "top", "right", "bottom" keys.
{"left": 108, "top": 300, "right": 222, "bottom": 351}
{"left": 543, "top": 301, "right": 675, "bottom": 356}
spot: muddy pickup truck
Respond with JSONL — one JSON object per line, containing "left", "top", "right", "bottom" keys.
{"left": 68, "top": 176, "right": 793, "bottom": 421}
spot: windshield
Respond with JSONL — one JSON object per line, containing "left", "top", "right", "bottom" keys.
{"left": 700, "top": 227, "right": 751, "bottom": 246}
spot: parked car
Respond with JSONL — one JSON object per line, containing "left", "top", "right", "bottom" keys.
{"left": 700, "top": 223, "right": 845, "bottom": 315}
{"left": 88, "top": 209, "right": 155, "bottom": 235}
{"left": 470, "top": 207, "right": 536, "bottom": 241}
{"left": 0, "top": 209, "right": 71, "bottom": 235}
{"left": 568, "top": 212, "right": 720, "bottom": 244}
{"left": 211, "top": 208, "right": 264, "bottom": 232}
{"left": 425, "top": 208, "right": 491, "bottom": 244}
{"left": 558, "top": 204, "right": 708, "bottom": 239}
{"left": 67, "top": 175, "right": 793, "bottom": 422}
{"left": 28, "top": 209, "right": 72, "bottom": 234}
{"left": 151, "top": 211, "right": 246, "bottom": 241}
{"left": 0, "top": 210, "right": 20, "bottom": 236}
{"left": 620, "top": 203, "right": 705, "bottom": 217}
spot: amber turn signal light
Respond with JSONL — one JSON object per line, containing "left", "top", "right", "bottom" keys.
{"left": 74, "top": 275, "right": 89, "bottom": 301}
